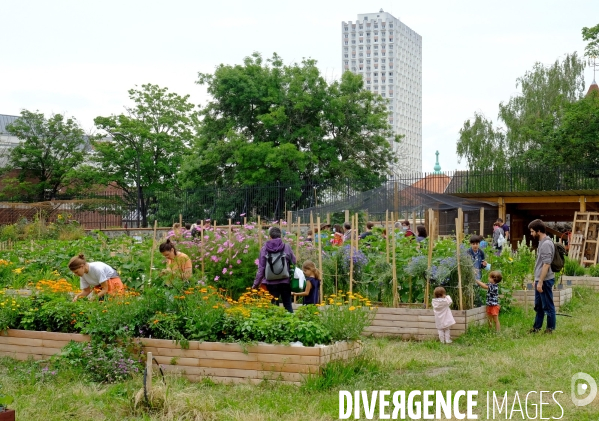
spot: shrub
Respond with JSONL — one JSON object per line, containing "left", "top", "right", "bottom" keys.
{"left": 320, "top": 292, "right": 374, "bottom": 341}
{"left": 564, "top": 257, "right": 585, "bottom": 276}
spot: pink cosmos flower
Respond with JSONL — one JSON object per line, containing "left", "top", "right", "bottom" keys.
{"left": 214, "top": 276, "right": 219, "bottom": 281}
{"left": 237, "top": 260, "right": 242, "bottom": 264}
{"left": 240, "top": 213, "right": 246, "bottom": 217}
{"left": 222, "top": 268, "right": 227, "bottom": 274}
{"left": 254, "top": 259, "right": 259, "bottom": 265}
{"left": 211, "top": 256, "right": 219, "bottom": 262}
{"left": 217, "top": 247, "right": 225, "bottom": 254}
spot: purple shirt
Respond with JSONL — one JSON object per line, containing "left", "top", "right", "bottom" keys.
{"left": 252, "top": 238, "right": 296, "bottom": 288}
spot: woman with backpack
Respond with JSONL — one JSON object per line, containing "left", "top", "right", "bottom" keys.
{"left": 252, "top": 226, "right": 296, "bottom": 313}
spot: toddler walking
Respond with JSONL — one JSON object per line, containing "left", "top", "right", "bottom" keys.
{"left": 432, "top": 287, "right": 456, "bottom": 344}
{"left": 475, "top": 271, "right": 502, "bottom": 332}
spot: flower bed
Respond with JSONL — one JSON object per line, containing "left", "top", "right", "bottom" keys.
{"left": 362, "top": 306, "right": 487, "bottom": 340}
{"left": 0, "top": 329, "right": 361, "bottom": 385}
{"left": 561, "top": 276, "right": 599, "bottom": 291}
{"left": 511, "top": 288, "right": 572, "bottom": 311}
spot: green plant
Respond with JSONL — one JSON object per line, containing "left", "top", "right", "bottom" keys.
{"left": 320, "top": 293, "right": 374, "bottom": 341}
{"left": 564, "top": 257, "right": 586, "bottom": 276}
{"left": 588, "top": 264, "right": 599, "bottom": 277}
{"left": 59, "top": 340, "right": 142, "bottom": 383}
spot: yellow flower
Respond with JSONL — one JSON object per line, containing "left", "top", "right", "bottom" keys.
{"left": 335, "top": 302, "right": 342, "bottom": 306}
{"left": 349, "top": 306, "right": 356, "bottom": 311}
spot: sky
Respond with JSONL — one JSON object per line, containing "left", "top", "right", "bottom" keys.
{"left": 1, "top": 0, "right": 597, "bottom": 172}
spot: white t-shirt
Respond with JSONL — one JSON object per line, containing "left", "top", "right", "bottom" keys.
{"left": 79, "top": 262, "right": 119, "bottom": 289}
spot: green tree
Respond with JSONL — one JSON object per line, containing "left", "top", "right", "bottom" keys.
{"left": 582, "top": 23, "right": 599, "bottom": 58}
{"left": 181, "top": 53, "right": 398, "bottom": 191}
{"left": 88, "top": 84, "right": 197, "bottom": 227}
{"left": 1, "top": 110, "right": 88, "bottom": 200}
{"left": 457, "top": 53, "right": 586, "bottom": 170}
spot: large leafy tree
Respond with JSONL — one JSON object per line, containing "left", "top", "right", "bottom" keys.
{"left": 181, "top": 53, "right": 399, "bottom": 190}
{"left": 1, "top": 110, "right": 88, "bottom": 200}
{"left": 456, "top": 53, "right": 586, "bottom": 170}
{"left": 88, "top": 84, "right": 197, "bottom": 227}
{"left": 582, "top": 23, "right": 599, "bottom": 58}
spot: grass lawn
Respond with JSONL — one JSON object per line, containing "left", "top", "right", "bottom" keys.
{"left": 2, "top": 287, "right": 599, "bottom": 420}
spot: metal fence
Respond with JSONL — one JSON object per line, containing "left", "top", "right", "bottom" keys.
{"left": 2, "top": 167, "right": 598, "bottom": 229}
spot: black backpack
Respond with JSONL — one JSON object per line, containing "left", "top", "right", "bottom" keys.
{"left": 265, "top": 250, "right": 290, "bottom": 281}
{"left": 551, "top": 242, "right": 567, "bottom": 273}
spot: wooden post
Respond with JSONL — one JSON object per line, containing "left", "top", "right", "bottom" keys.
{"left": 287, "top": 211, "right": 292, "bottom": 227}
{"left": 580, "top": 196, "right": 587, "bottom": 213}
{"left": 243, "top": 216, "right": 247, "bottom": 226}
{"left": 412, "top": 210, "right": 417, "bottom": 232}
{"left": 385, "top": 210, "right": 390, "bottom": 264}
{"left": 480, "top": 207, "right": 485, "bottom": 237}
{"left": 392, "top": 214, "right": 398, "bottom": 308}
{"left": 258, "top": 216, "right": 262, "bottom": 250}
{"left": 317, "top": 216, "right": 323, "bottom": 304}
{"left": 425, "top": 208, "right": 435, "bottom": 308}
{"left": 149, "top": 220, "right": 158, "bottom": 284}
{"left": 326, "top": 213, "right": 330, "bottom": 226}
{"left": 295, "top": 217, "right": 301, "bottom": 304}
{"left": 228, "top": 219, "right": 232, "bottom": 260}
{"left": 200, "top": 220, "right": 205, "bottom": 276}
{"left": 345, "top": 210, "right": 350, "bottom": 223}
{"left": 310, "top": 212, "right": 315, "bottom": 241}
{"left": 179, "top": 214, "right": 182, "bottom": 227}
{"left": 349, "top": 214, "right": 354, "bottom": 304}
{"left": 146, "top": 351, "right": 153, "bottom": 392}
{"left": 455, "top": 217, "right": 464, "bottom": 310}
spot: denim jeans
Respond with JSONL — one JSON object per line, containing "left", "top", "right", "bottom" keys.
{"left": 534, "top": 279, "right": 556, "bottom": 330}
{"left": 267, "top": 282, "right": 294, "bottom": 313}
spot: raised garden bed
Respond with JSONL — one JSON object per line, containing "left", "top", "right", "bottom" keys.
{"left": 362, "top": 306, "right": 487, "bottom": 340}
{"left": 0, "top": 329, "right": 361, "bottom": 385}
{"left": 511, "top": 288, "right": 572, "bottom": 311}
{"left": 561, "top": 276, "right": 599, "bottom": 291}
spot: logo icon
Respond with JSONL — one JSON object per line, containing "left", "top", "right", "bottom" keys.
{"left": 571, "top": 372, "right": 597, "bottom": 407}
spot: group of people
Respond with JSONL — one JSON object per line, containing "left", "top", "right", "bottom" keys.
{"left": 433, "top": 218, "right": 556, "bottom": 343}
{"left": 66, "top": 216, "right": 558, "bottom": 343}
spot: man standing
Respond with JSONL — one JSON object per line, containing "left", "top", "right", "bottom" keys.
{"left": 496, "top": 218, "right": 510, "bottom": 241}
{"left": 528, "top": 219, "right": 556, "bottom": 333}
{"left": 252, "top": 227, "right": 296, "bottom": 313}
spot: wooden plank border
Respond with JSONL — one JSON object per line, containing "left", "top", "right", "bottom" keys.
{"left": 0, "top": 329, "right": 361, "bottom": 384}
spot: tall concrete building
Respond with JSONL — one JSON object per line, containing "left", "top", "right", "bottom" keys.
{"left": 342, "top": 9, "right": 422, "bottom": 175}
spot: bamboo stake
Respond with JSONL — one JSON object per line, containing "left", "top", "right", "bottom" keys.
{"left": 244, "top": 216, "right": 247, "bottom": 226}
{"left": 200, "top": 220, "right": 205, "bottom": 276}
{"left": 310, "top": 212, "right": 314, "bottom": 242}
{"left": 294, "top": 217, "right": 301, "bottom": 304}
{"left": 146, "top": 351, "right": 153, "bottom": 392}
{"left": 228, "top": 219, "right": 232, "bottom": 260}
{"left": 149, "top": 220, "right": 158, "bottom": 284}
{"left": 326, "top": 213, "right": 330, "bottom": 226}
{"left": 349, "top": 214, "right": 354, "bottom": 305}
{"left": 480, "top": 207, "right": 485, "bottom": 237}
{"left": 425, "top": 208, "right": 435, "bottom": 309}
{"left": 455, "top": 217, "right": 464, "bottom": 310}
{"left": 258, "top": 216, "right": 262, "bottom": 250}
{"left": 345, "top": 210, "right": 350, "bottom": 223}
{"left": 392, "top": 214, "right": 398, "bottom": 308}
{"left": 317, "top": 216, "right": 323, "bottom": 304}
{"left": 179, "top": 214, "right": 182, "bottom": 227}
{"left": 385, "top": 210, "right": 390, "bottom": 264}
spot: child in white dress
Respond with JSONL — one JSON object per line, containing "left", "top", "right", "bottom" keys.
{"left": 432, "top": 286, "right": 456, "bottom": 344}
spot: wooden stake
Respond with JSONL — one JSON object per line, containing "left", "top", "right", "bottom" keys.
{"left": 200, "top": 220, "right": 205, "bottom": 276}
{"left": 480, "top": 207, "right": 485, "bottom": 237}
{"left": 295, "top": 217, "right": 301, "bottom": 304}
{"left": 146, "top": 351, "right": 153, "bottom": 392}
{"left": 345, "top": 210, "right": 350, "bottom": 223}
{"left": 228, "top": 219, "right": 232, "bottom": 260}
{"left": 392, "top": 214, "right": 398, "bottom": 308}
{"left": 317, "top": 217, "right": 323, "bottom": 304}
{"left": 179, "top": 214, "right": 182, "bottom": 227}
{"left": 425, "top": 208, "right": 435, "bottom": 309}
{"left": 310, "top": 212, "right": 314, "bottom": 242}
{"left": 349, "top": 214, "right": 354, "bottom": 304}
{"left": 243, "top": 216, "right": 247, "bottom": 226}
{"left": 455, "top": 217, "right": 464, "bottom": 310}
{"left": 149, "top": 220, "right": 158, "bottom": 284}
{"left": 326, "top": 213, "right": 330, "bottom": 226}
{"left": 258, "top": 216, "right": 262, "bottom": 250}
{"left": 385, "top": 210, "right": 390, "bottom": 264}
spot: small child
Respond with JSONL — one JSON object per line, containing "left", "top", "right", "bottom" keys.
{"left": 291, "top": 260, "right": 321, "bottom": 305}
{"left": 466, "top": 235, "right": 488, "bottom": 281}
{"left": 476, "top": 271, "right": 502, "bottom": 332}
{"left": 432, "top": 286, "right": 456, "bottom": 344}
